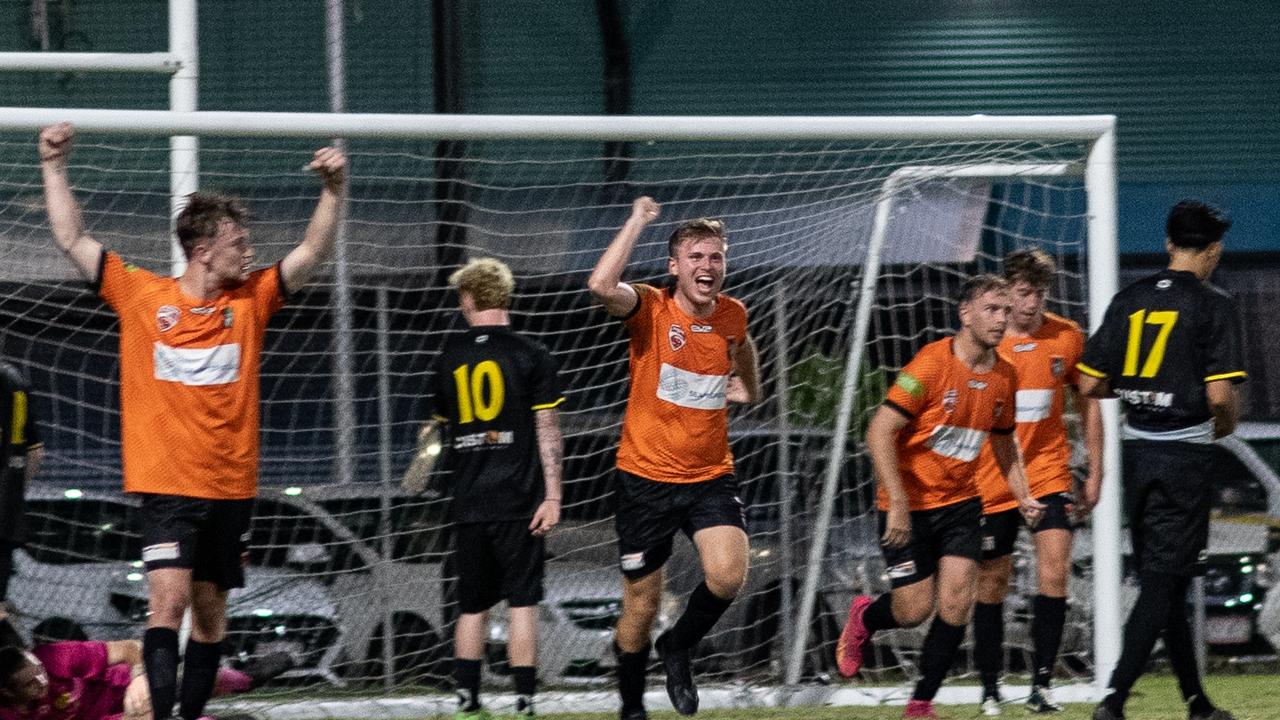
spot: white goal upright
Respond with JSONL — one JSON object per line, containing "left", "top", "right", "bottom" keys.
{"left": 0, "top": 110, "right": 1119, "bottom": 715}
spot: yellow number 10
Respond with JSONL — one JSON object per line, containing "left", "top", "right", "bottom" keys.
{"left": 452, "top": 360, "right": 505, "bottom": 423}
{"left": 1123, "top": 309, "right": 1179, "bottom": 378}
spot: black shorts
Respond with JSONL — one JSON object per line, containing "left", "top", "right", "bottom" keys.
{"left": 614, "top": 470, "right": 747, "bottom": 579}
{"left": 454, "top": 521, "right": 545, "bottom": 614}
{"left": 980, "top": 492, "right": 1076, "bottom": 560}
{"left": 137, "top": 494, "right": 253, "bottom": 591}
{"left": 1123, "top": 440, "right": 1216, "bottom": 577}
{"left": 879, "top": 497, "right": 982, "bottom": 589}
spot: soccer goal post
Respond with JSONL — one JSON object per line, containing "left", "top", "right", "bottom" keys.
{"left": 0, "top": 109, "right": 1120, "bottom": 714}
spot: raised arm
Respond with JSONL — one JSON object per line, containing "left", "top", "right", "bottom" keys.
{"left": 279, "top": 146, "right": 347, "bottom": 292}
{"left": 587, "top": 196, "right": 659, "bottom": 317}
{"left": 726, "top": 334, "right": 762, "bottom": 403}
{"left": 529, "top": 408, "right": 564, "bottom": 536}
{"left": 39, "top": 123, "right": 103, "bottom": 282}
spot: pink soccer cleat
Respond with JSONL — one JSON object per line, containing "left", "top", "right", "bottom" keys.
{"left": 836, "top": 595, "right": 873, "bottom": 677}
{"left": 903, "top": 699, "right": 940, "bottom": 718}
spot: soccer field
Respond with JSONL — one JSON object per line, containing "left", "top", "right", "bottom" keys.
{"left": 540, "top": 675, "right": 1276, "bottom": 720}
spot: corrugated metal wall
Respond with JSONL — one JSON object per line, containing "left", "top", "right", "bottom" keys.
{"left": 1, "top": 1, "right": 1276, "bottom": 242}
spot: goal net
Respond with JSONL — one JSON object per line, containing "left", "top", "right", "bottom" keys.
{"left": 0, "top": 113, "right": 1116, "bottom": 715}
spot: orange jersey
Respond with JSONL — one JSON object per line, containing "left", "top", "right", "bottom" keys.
{"left": 876, "top": 337, "right": 1017, "bottom": 511}
{"left": 615, "top": 284, "right": 748, "bottom": 484}
{"left": 98, "top": 252, "right": 284, "bottom": 499}
{"left": 974, "top": 312, "right": 1085, "bottom": 513}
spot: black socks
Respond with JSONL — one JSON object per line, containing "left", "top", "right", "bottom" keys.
{"left": 912, "top": 617, "right": 966, "bottom": 702}
{"left": 454, "top": 657, "right": 482, "bottom": 711}
{"left": 143, "top": 627, "right": 180, "bottom": 720}
{"left": 1031, "top": 594, "right": 1067, "bottom": 688}
{"left": 178, "top": 639, "right": 221, "bottom": 720}
{"left": 664, "top": 583, "right": 734, "bottom": 651}
{"left": 973, "top": 601, "right": 1004, "bottom": 694}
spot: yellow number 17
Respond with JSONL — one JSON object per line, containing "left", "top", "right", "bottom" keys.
{"left": 1123, "top": 309, "right": 1178, "bottom": 378}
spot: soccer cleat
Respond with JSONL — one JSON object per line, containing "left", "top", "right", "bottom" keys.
{"left": 1091, "top": 704, "right": 1123, "bottom": 720}
{"left": 1026, "top": 685, "right": 1062, "bottom": 713}
{"left": 1189, "top": 710, "right": 1237, "bottom": 720}
{"left": 980, "top": 692, "right": 1002, "bottom": 716}
{"left": 836, "top": 595, "right": 873, "bottom": 677}
{"left": 454, "top": 708, "right": 493, "bottom": 720}
{"left": 902, "top": 699, "right": 940, "bottom": 719}
{"left": 655, "top": 631, "right": 698, "bottom": 716}
{"left": 619, "top": 707, "right": 649, "bottom": 720}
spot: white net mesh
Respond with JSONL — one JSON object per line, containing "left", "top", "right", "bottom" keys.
{"left": 0, "top": 128, "right": 1097, "bottom": 714}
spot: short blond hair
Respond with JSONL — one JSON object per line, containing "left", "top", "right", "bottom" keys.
{"left": 449, "top": 257, "right": 515, "bottom": 310}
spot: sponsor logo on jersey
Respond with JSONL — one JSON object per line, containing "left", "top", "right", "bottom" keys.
{"left": 925, "top": 424, "right": 987, "bottom": 462}
{"left": 156, "top": 305, "right": 180, "bottom": 332}
{"left": 142, "top": 541, "right": 181, "bottom": 563}
{"left": 454, "top": 430, "right": 515, "bottom": 449}
{"left": 895, "top": 371, "right": 924, "bottom": 399}
{"left": 620, "top": 551, "right": 646, "bottom": 571}
{"left": 190, "top": 305, "right": 217, "bottom": 315}
{"left": 656, "top": 363, "right": 728, "bottom": 410}
{"left": 1015, "top": 388, "right": 1054, "bottom": 422}
{"left": 668, "top": 324, "right": 686, "bottom": 351}
{"left": 942, "top": 388, "right": 958, "bottom": 414}
{"left": 1013, "top": 341, "right": 1038, "bottom": 352}
{"left": 886, "top": 560, "right": 917, "bottom": 579}
{"left": 691, "top": 324, "right": 713, "bottom": 333}
{"left": 153, "top": 342, "right": 242, "bottom": 386}
{"left": 1051, "top": 355, "right": 1065, "bottom": 377}
{"left": 968, "top": 379, "right": 987, "bottom": 390}
{"left": 1116, "top": 387, "right": 1175, "bottom": 408}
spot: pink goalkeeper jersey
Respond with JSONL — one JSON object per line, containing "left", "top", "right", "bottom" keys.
{"left": 0, "top": 642, "right": 131, "bottom": 720}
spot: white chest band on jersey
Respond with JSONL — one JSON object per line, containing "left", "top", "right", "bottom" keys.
{"left": 656, "top": 362, "right": 728, "bottom": 410}
{"left": 1014, "top": 388, "right": 1055, "bottom": 423}
{"left": 924, "top": 424, "right": 988, "bottom": 462}
{"left": 152, "top": 342, "right": 242, "bottom": 386}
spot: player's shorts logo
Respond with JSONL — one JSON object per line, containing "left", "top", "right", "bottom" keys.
{"left": 886, "top": 560, "right": 917, "bottom": 579}
{"left": 1051, "top": 356, "right": 1065, "bottom": 377}
{"left": 142, "top": 541, "right": 181, "bottom": 563}
{"left": 668, "top": 324, "right": 686, "bottom": 351}
{"left": 982, "top": 534, "right": 996, "bottom": 551}
{"left": 156, "top": 304, "right": 180, "bottom": 333}
{"left": 620, "top": 551, "right": 646, "bottom": 571}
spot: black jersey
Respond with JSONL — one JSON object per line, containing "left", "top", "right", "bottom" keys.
{"left": 1078, "top": 269, "right": 1246, "bottom": 439}
{"left": 426, "top": 325, "right": 564, "bottom": 523}
{"left": 0, "top": 361, "right": 41, "bottom": 544}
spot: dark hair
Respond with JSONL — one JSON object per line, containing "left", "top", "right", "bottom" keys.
{"left": 0, "top": 646, "right": 31, "bottom": 693}
{"left": 666, "top": 218, "right": 726, "bottom": 258}
{"left": 31, "top": 618, "right": 86, "bottom": 645}
{"left": 1166, "top": 200, "right": 1230, "bottom": 249}
{"left": 957, "top": 274, "right": 1010, "bottom": 305}
{"left": 1003, "top": 248, "right": 1056, "bottom": 288}
{"left": 174, "top": 192, "right": 250, "bottom": 260}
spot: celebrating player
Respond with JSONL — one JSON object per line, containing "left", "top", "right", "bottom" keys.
{"left": 588, "top": 197, "right": 761, "bottom": 719}
{"left": 423, "top": 258, "right": 565, "bottom": 720}
{"left": 39, "top": 122, "right": 345, "bottom": 720}
{"left": 836, "top": 275, "right": 1044, "bottom": 720}
{"left": 970, "top": 250, "right": 1103, "bottom": 715}
{"left": 1081, "top": 201, "right": 1244, "bottom": 720}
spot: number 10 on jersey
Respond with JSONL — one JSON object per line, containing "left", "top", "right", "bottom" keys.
{"left": 453, "top": 361, "right": 506, "bottom": 423}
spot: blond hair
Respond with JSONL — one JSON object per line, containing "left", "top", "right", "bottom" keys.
{"left": 449, "top": 257, "right": 515, "bottom": 310}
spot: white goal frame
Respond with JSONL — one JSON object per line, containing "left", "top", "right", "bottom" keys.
{"left": 0, "top": 108, "right": 1122, "bottom": 697}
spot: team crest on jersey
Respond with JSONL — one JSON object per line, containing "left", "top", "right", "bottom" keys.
{"left": 942, "top": 388, "right": 958, "bottom": 414}
{"left": 1051, "top": 355, "right": 1066, "bottom": 377}
{"left": 156, "top": 305, "right": 180, "bottom": 332}
{"left": 993, "top": 398, "right": 1005, "bottom": 419}
{"left": 668, "top": 324, "right": 686, "bottom": 351}
{"left": 222, "top": 307, "right": 234, "bottom": 328}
